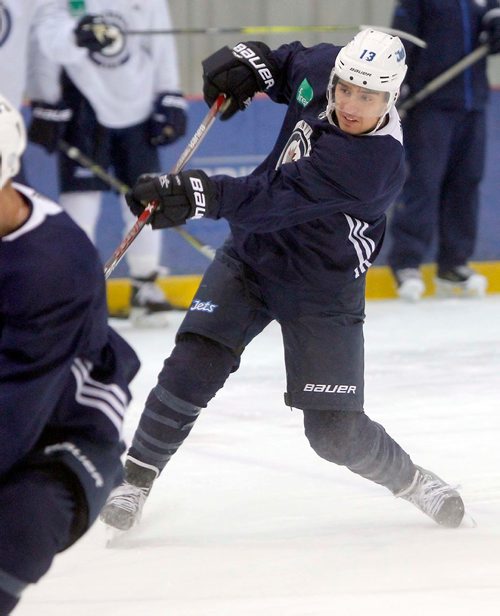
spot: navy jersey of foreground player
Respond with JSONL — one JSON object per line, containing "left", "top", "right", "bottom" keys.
{"left": 0, "top": 180, "right": 140, "bottom": 612}
{"left": 211, "top": 41, "right": 406, "bottom": 298}
{"left": 0, "top": 185, "right": 138, "bottom": 473}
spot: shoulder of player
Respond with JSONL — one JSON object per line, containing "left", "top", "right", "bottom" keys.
{"left": 313, "top": 116, "right": 404, "bottom": 159}
{"left": 11, "top": 186, "right": 97, "bottom": 254}
{"left": 1, "top": 188, "right": 103, "bottom": 311}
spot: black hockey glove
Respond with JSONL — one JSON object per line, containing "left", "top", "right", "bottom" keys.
{"left": 74, "top": 14, "right": 123, "bottom": 52}
{"left": 126, "top": 170, "right": 217, "bottom": 229}
{"left": 202, "top": 41, "right": 277, "bottom": 120}
{"left": 28, "top": 101, "right": 73, "bottom": 153}
{"left": 149, "top": 92, "right": 188, "bottom": 146}
{"left": 481, "top": 10, "right": 500, "bottom": 54}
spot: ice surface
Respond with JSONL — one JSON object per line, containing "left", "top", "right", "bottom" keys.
{"left": 17, "top": 297, "right": 500, "bottom": 616}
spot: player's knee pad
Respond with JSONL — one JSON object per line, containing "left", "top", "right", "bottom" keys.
{"left": 303, "top": 409, "right": 370, "bottom": 466}
{"left": 129, "top": 334, "right": 241, "bottom": 471}
{"left": 159, "top": 332, "right": 241, "bottom": 407}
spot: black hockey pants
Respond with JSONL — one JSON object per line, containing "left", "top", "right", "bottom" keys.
{"left": 127, "top": 333, "right": 415, "bottom": 495}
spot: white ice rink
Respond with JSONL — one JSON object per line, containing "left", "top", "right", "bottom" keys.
{"left": 17, "top": 296, "right": 500, "bottom": 616}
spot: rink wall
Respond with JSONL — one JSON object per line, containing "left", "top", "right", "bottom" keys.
{"left": 22, "top": 92, "right": 500, "bottom": 311}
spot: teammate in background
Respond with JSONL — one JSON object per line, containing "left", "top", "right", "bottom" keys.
{"left": 0, "top": 95, "right": 140, "bottom": 614}
{"left": 388, "top": 0, "right": 500, "bottom": 301}
{"left": 0, "top": 0, "right": 48, "bottom": 111}
{"left": 0, "top": 0, "right": 57, "bottom": 183}
{"left": 100, "top": 30, "right": 466, "bottom": 533}
{"left": 29, "top": 0, "right": 188, "bottom": 326}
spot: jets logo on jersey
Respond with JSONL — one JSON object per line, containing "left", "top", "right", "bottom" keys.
{"left": 276, "top": 120, "right": 313, "bottom": 169}
{"left": 0, "top": 4, "right": 12, "bottom": 47}
{"left": 89, "top": 12, "right": 129, "bottom": 68}
{"left": 190, "top": 299, "right": 218, "bottom": 313}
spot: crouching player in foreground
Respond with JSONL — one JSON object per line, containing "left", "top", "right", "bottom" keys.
{"left": 101, "top": 30, "right": 466, "bottom": 533}
{"left": 0, "top": 95, "right": 140, "bottom": 614}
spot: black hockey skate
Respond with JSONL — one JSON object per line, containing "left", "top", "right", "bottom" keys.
{"left": 435, "top": 265, "right": 487, "bottom": 298}
{"left": 100, "top": 459, "right": 158, "bottom": 531}
{"left": 129, "top": 272, "right": 173, "bottom": 327}
{"left": 396, "top": 465, "right": 465, "bottom": 528}
{"left": 394, "top": 268, "right": 425, "bottom": 302}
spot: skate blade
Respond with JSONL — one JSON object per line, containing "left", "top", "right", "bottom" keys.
{"left": 104, "top": 525, "right": 129, "bottom": 548}
{"left": 435, "top": 277, "right": 487, "bottom": 299}
{"left": 461, "top": 512, "right": 478, "bottom": 528}
{"left": 129, "top": 308, "right": 170, "bottom": 328}
{"left": 397, "top": 280, "right": 425, "bottom": 302}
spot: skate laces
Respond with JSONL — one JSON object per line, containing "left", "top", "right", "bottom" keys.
{"left": 411, "top": 476, "right": 455, "bottom": 518}
{"left": 398, "top": 469, "right": 458, "bottom": 517}
{"left": 107, "top": 481, "right": 149, "bottom": 513}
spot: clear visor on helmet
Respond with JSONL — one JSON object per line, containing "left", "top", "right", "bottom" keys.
{"left": 325, "top": 73, "right": 392, "bottom": 125}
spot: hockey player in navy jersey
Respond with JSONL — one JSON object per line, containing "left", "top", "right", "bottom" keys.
{"left": 388, "top": 0, "right": 500, "bottom": 301}
{"left": 0, "top": 95, "right": 140, "bottom": 614}
{"left": 0, "top": 0, "right": 58, "bottom": 185}
{"left": 101, "top": 30, "right": 466, "bottom": 533}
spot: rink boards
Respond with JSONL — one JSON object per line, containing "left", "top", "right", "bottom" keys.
{"left": 22, "top": 92, "right": 500, "bottom": 309}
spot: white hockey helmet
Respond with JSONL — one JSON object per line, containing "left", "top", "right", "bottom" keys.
{"left": 325, "top": 29, "right": 407, "bottom": 125}
{"left": 0, "top": 94, "right": 27, "bottom": 189}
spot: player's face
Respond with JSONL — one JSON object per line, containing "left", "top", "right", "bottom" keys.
{"left": 334, "top": 80, "right": 388, "bottom": 134}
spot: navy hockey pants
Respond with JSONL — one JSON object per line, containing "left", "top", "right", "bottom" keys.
{"left": 128, "top": 251, "right": 415, "bottom": 495}
{"left": 388, "top": 107, "right": 486, "bottom": 271}
{"left": 59, "top": 74, "right": 160, "bottom": 193}
{"left": 0, "top": 467, "right": 76, "bottom": 614}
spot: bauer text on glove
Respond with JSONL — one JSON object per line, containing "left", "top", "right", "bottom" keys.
{"left": 202, "top": 41, "right": 277, "bottom": 120}
{"left": 126, "top": 170, "right": 217, "bottom": 229}
{"left": 28, "top": 101, "right": 72, "bottom": 153}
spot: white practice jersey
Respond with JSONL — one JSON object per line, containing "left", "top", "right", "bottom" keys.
{"left": 34, "top": 0, "right": 183, "bottom": 128}
{"left": 0, "top": 0, "right": 51, "bottom": 108}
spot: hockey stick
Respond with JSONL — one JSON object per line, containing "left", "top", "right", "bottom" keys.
{"left": 103, "top": 94, "right": 227, "bottom": 279}
{"left": 124, "top": 24, "right": 427, "bottom": 48}
{"left": 398, "top": 44, "right": 489, "bottom": 118}
{"left": 58, "top": 140, "right": 217, "bottom": 263}
{"left": 125, "top": 25, "right": 358, "bottom": 35}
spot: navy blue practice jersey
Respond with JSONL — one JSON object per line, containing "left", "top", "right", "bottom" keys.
{"left": 393, "top": 0, "right": 499, "bottom": 110}
{"left": 208, "top": 42, "right": 406, "bottom": 293}
{"left": 0, "top": 184, "right": 139, "bottom": 476}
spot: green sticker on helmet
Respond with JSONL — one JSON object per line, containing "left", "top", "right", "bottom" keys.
{"left": 296, "top": 78, "right": 314, "bottom": 107}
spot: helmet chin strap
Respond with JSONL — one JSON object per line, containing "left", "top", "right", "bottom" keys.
{"left": 368, "top": 89, "right": 400, "bottom": 132}
{"left": 368, "top": 113, "right": 388, "bottom": 134}
{"left": 368, "top": 96, "right": 394, "bottom": 133}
